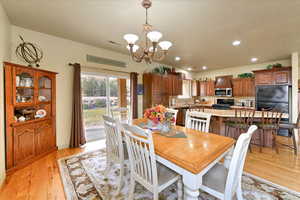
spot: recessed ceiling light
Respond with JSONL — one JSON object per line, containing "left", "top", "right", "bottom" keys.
{"left": 251, "top": 57, "right": 258, "bottom": 62}
{"left": 175, "top": 56, "right": 181, "bottom": 61}
{"left": 187, "top": 67, "right": 192, "bottom": 71}
{"left": 232, "top": 40, "right": 241, "bottom": 46}
{"left": 202, "top": 66, "right": 207, "bottom": 70}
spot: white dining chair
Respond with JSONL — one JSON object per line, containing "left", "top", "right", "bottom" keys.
{"left": 185, "top": 110, "right": 212, "bottom": 132}
{"left": 122, "top": 123, "right": 183, "bottom": 200}
{"left": 110, "top": 107, "right": 131, "bottom": 123}
{"left": 166, "top": 108, "right": 179, "bottom": 125}
{"left": 103, "top": 115, "right": 127, "bottom": 194}
{"left": 199, "top": 125, "right": 258, "bottom": 200}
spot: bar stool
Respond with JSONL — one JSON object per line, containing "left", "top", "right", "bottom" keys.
{"left": 256, "top": 109, "right": 282, "bottom": 153}
{"left": 279, "top": 113, "right": 300, "bottom": 155}
{"left": 225, "top": 109, "right": 256, "bottom": 151}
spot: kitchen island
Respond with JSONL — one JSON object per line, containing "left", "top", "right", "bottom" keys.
{"left": 199, "top": 108, "right": 288, "bottom": 147}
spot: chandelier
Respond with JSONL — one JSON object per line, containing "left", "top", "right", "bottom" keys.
{"left": 123, "top": 0, "right": 172, "bottom": 64}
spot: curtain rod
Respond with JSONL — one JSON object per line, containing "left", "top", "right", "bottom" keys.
{"left": 68, "top": 63, "right": 132, "bottom": 74}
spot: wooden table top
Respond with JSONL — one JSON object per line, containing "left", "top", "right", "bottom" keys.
{"left": 133, "top": 119, "right": 235, "bottom": 174}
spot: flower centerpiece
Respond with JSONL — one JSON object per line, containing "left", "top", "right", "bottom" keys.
{"left": 144, "top": 105, "right": 175, "bottom": 132}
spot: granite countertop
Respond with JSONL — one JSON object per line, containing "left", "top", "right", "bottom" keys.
{"left": 170, "top": 103, "right": 213, "bottom": 109}
{"left": 199, "top": 109, "right": 289, "bottom": 118}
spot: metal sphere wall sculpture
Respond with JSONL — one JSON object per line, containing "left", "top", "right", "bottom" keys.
{"left": 16, "top": 35, "right": 43, "bottom": 67}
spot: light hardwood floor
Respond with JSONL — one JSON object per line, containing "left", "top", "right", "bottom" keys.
{"left": 0, "top": 137, "right": 299, "bottom": 200}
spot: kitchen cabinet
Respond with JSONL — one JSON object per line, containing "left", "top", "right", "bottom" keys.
{"left": 199, "top": 81, "right": 207, "bottom": 96}
{"left": 232, "top": 78, "right": 255, "bottom": 97}
{"left": 253, "top": 67, "right": 291, "bottom": 85}
{"left": 206, "top": 80, "right": 215, "bottom": 96}
{"left": 143, "top": 73, "right": 183, "bottom": 110}
{"left": 274, "top": 70, "right": 291, "bottom": 84}
{"left": 198, "top": 80, "right": 215, "bottom": 97}
{"left": 191, "top": 80, "right": 199, "bottom": 96}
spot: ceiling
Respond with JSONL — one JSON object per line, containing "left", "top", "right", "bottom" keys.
{"left": 2, "top": 0, "right": 300, "bottom": 72}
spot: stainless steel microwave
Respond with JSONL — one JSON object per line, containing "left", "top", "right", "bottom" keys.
{"left": 215, "top": 88, "right": 232, "bottom": 97}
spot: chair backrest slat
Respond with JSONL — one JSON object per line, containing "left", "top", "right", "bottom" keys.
{"left": 110, "top": 107, "right": 131, "bottom": 123}
{"left": 185, "top": 111, "right": 212, "bottom": 133}
{"left": 224, "top": 125, "right": 257, "bottom": 199}
{"left": 261, "top": 109, "right": 283, "bottom": 127}
{"left": 103, "top": 115, "right": 124, "bottom": 163}
{"left": 234, "top": 109, "right": 256, "bottom": 126}
{"left": 166, "top": 108, "right": 179, "bottom": 125}
{"left": 122, "top": 123, "right": 158, "bottom": 188}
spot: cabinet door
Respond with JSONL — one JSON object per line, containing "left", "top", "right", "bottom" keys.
{"left": 172, "top": 75, "right": 181, "bottom": 96}
{"left": 35, "top": 120, "right": 54, "bottom": 155}
{"left": 177, "top": 77, "right": 183, "bottom": 95}
{"left": 191, "top": 80, "right": 198, "bottom": 96}
{"left": 199, "top": 81, "right": 207, "bottom": 96}
{"left": 13, "top": 67, "right": 35, "bottom": 106}
{"left": 206, "top": 81, "right": 215, "bottom": 96}
{"left": 274, "top": 71, "right": 291, "bottom": 85}
{"left": 152, "top": 74, "right": 162, "bottom": 95}
{"left": 244, "top": 78, "right": 255, "bottom": 96}
{"left": 255, "top": 72, "right": 274, "bottom": 85}
{"left": 232, "top": 79, "right": 241, "bottom": 97}
{"left": 13, "top": 125, "right": 36, "bottom": 165}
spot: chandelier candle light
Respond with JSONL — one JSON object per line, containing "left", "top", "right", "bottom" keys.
{"left": 123, "top": 0, "right": 172, "bottom": 64}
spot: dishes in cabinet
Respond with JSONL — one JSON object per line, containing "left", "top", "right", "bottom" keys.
{"left": 38, "top": 95, "right": 47, "bottom": 102}
{"left": 35, "top": 109, "right": 47, "bottom": 118}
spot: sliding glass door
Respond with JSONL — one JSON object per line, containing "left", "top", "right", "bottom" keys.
{"left": 81, "top": 73, "right": 130, "bottom": 142}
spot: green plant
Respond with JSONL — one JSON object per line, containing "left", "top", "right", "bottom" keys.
{"left": 152, "top": 65, "right": 171, "bottom": 75}
{"left": 237, "top": 73, "right": 254, "bottom": 78}
{"left": 266, "top": 63, "right": 282, "bottom": 69}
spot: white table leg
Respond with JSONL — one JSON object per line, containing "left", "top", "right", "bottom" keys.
{"left": 182, "top": 171, "right": 202, "bottom": 200}
{"left": 224, "top": 146, "right": 234, "bottom": 169}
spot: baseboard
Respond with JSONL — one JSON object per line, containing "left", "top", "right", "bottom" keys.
{"left": 58, "top": 144, "right": 69, "bottom": 150}
{"left": 0, "top": 173, "right": 6, "bottom": 191}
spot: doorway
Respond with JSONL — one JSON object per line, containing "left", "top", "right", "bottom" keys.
{"left": 81, "top": 73, "right": 130, "bottom": 142}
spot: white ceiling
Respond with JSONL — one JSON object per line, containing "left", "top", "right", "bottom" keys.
{"left": 2, "top": 0, "right": 300, "bottom": 71}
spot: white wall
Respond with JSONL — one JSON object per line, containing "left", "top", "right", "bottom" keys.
{"left": 0, "top": 2, "right": 11, "bottom": 186}
{"left": 10, "top": 26, "right": 191, "bottom": 149}
{"left": 193, "top": 59, "right": 291, "bottom": 79}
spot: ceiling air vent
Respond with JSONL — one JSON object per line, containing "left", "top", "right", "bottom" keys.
{"left": 86, "top": 54, "right": 127, "bottom": 68}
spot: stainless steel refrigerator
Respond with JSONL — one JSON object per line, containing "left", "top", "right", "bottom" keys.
{"left": 256, "top": 85, "right": 292, "bottom": 136}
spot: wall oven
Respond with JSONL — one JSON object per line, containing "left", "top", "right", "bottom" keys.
{"left": 215, "top": 88, "right": 232, "bottom": 97}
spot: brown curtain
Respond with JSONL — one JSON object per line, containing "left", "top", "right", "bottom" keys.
{"left": 130, "top": 72, "right": 138, "bottom": 119}
{"left": 70, "top": 63, "right": 86, "bottom": 148}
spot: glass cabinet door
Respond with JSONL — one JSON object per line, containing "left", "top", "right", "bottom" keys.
{"left": 38, "top": 75, "right": 52, "bottom": 103}
{"left": 14, "top": 68, "right": 35, "bottom": 105}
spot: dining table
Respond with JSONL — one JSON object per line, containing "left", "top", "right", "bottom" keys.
{"left": 133, "top": 118, "right": 236, "bottom": 200}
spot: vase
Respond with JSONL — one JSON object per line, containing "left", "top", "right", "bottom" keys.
{"left": 160, "top": 122, "right": 171, "bottom": 133}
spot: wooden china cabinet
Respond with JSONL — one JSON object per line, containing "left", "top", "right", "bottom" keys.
{"left": 4, "top": 62, "right": 57, "bottom": 173}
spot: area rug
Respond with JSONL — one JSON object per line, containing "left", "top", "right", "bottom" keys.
{"left": 58, "top": 149, "right": 300, "bottom": 200}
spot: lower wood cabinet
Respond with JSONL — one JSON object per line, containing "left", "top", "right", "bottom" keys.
{"left": 13, "top": 125, "right": 35, "bottom": 165}
{"left": 35, "top": 120, "right": 54, "bottom": 156}
{"left": 12, "top": 120, "right": 55, "bottom": 169}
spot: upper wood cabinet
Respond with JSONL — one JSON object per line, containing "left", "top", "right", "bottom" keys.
{"left": 191, "top": 80, "right": 198, "bottom": 96}
{"left": 206, "top": 80, "right": 215, "bottom": 96}
{"left": 198, "top": 80, "right": 215, "bottom": 97}
{"left": 143, "top": 73, "right": 183, "bottom": 110}
{"left": 253, "top": 67, "right": 291, "bottom": 85}
{"left": 232, "top": 78, "right": 255, "bottom": 97}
